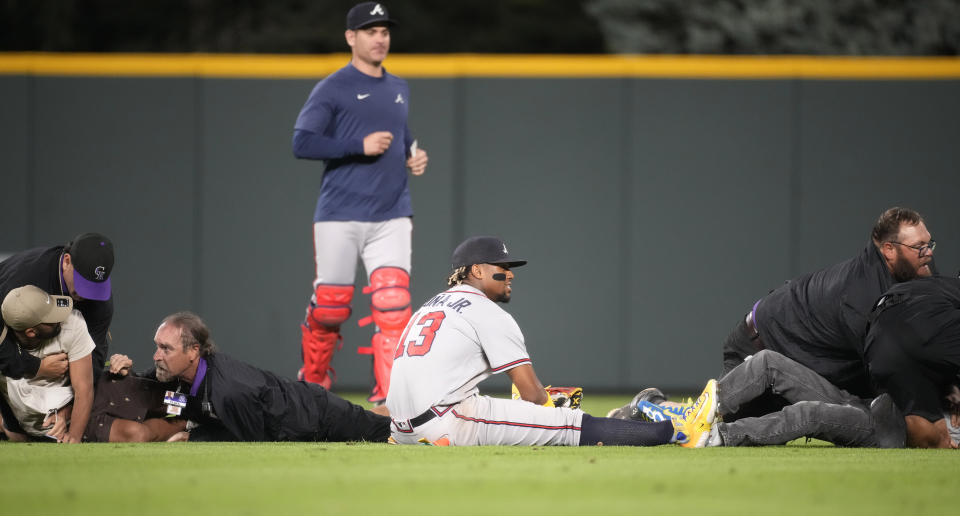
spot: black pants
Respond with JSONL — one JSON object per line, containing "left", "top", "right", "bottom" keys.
{"left": 312, "top": 390, "right": 391, "bottom": 443}
{"left": 720, "top": 315, "right": 788, "bottom": 421}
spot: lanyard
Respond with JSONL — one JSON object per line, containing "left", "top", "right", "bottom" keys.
{"left": 190, "top": 357, "right": 208, "bottom": 397}
{"left": 58, "top": 253, "right": 68, "bottom": 296}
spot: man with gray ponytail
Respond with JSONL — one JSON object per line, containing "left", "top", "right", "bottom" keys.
{"left": 139, "top": 311, "right": 391, "bottom": 442}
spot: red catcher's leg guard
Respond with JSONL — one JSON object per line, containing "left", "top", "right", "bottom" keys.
{"left": 357, "top": 267, "right": 411, "bottom": 402}
{"left": 299, "top": 284, "right": 354, "bottom": 389}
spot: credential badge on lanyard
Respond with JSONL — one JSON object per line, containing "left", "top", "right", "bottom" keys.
{"left": 164, "top": 391, "right": 188, "bottom": 416}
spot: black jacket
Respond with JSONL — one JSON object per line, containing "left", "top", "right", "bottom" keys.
{"left": 173, "top": 353, "right": 389, "bottom": 442}
{"left": 865, "top": 276, "right": 960, "bottom": 421}
{"left": 755, "top": 242, "right": 894, "bottom": 397}
{"left": 0, "top": 246, "right": 113, "bottom": 379}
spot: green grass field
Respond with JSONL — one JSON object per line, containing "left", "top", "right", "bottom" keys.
{"left": 1, "top": 393, "right": 957, "bottom": 515}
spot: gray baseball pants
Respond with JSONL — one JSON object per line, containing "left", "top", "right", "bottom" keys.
{"left": 312, "top": 217, "right": 412, "bottom": 285}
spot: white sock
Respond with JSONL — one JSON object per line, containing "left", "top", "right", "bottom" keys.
{"left": 706, "top": 424, "right": 723, "bottom": 447}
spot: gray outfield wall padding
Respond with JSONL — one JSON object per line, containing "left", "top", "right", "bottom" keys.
{"left": 1, "top": 75, "right": 957, "bottom": 393}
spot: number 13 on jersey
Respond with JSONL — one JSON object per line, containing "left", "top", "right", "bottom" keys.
{"left": 395, "top": 311, "right": 446, "bottom": 358}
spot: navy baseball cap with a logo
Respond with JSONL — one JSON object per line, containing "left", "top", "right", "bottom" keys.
{"left": 66, "top": 233, "right": 114, "bottom": 301}
{"left": 451, "top": 236, "right": 527, "bottom": 269}
{"left": 347, "top": 2, "right": 397, "bottom": 30}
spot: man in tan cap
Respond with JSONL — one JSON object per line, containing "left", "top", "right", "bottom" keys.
{"left": 0, "top": 285, "right": 94, "bottom": 443}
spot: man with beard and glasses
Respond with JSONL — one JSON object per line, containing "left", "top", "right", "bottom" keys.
{"left": 0, "top": 286, "right": 93, "bottom": 443}
{"left": 617, "top": 278, "right": 960, "bottom": 450}
{"left": 720, "top": 207, "right": 935, "bottom": 402}
{"left": 130, "top": 311, "right": 390, "bottom": 442}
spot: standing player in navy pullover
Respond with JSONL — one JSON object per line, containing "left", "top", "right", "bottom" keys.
{"left": 292, "top": 3, "right": 428, "bottom": 404}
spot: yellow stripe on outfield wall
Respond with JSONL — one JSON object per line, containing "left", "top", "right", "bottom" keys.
{"left": 1, "top": 53, "right": 959, "bottom": 79}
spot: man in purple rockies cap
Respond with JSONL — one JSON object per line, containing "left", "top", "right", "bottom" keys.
{"left": 0, "top": 232, "right": 115, "bottom": 384}
{"left": 0, "top": 233, "right": 115, "bottom": 439}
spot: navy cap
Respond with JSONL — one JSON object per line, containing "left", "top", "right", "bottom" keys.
{"left": 347, "top": 2, "right": 397, "bottom": 30}
{"left": 66, "top": 232, "right": 114, "bottom": 301}
{"left": 451, "top": 236, "right": 527, "bottom": 269}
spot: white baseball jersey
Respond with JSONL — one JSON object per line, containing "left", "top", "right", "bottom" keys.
{"left": 386, "top": 284, "right": 583, "bottom": 446}
{"left": 0, "top": 310, "right": 95, "bottom": 437}
{"left": 387, "top": 284, "right": 528, "bottom": 419}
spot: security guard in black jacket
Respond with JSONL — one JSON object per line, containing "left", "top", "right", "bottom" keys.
{"left": 865, "top": 276, "right": 960, "bottom": 448}
{"left": 722, "top": 207, "right": 936, "bottom": 399}
{"left": 0, "top": 233, "right": 115, "bottom": 437}
{"left": 148, "top": 311, "right": 390, "bottom": 442}
{"left": 0, "top": 232, "right": 115, "bottom": 381}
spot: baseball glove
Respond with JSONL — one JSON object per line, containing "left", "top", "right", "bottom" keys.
{"left": 511, "top": 384, "right": 583, "bottom": 409}
{"left": 545, "top": 386, "right": 583, "bottom": 409}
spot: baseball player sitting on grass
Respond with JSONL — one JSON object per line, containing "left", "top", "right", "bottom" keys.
{"left": 385, "top": 236, "right": 716, "bottom": 447}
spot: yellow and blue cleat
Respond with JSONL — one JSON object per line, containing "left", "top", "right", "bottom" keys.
{"left": 673, "top": 379, "right": 718, "bottom": 448}
{"left": 636, "top": 400, "right": 694, "bottom": 422}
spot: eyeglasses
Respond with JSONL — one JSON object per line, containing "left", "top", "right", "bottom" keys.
{"left": 890, "top": 239, "right": 936, "bottom": 257}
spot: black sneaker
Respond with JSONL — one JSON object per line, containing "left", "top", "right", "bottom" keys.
{"left": 605, "top": 387, "right": 667, "bottom": 419}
